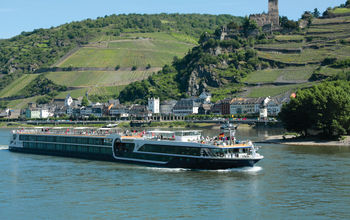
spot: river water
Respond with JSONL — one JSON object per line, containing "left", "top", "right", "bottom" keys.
{"left": 0, "top": 128, "right": 349, "bottom": 219}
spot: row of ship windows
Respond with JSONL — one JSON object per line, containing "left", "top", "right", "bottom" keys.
{"left": 20, "top": 135, "right": 113, "bottom": 146}
{"left": 138, "top": 144, "right": 201, "bottom": 156}
{"left": 138, "top": 145, "right": 247, "bottom": 156}
{"left": 23, "top": 142, "right": 112, "bottom": 154}
{"left": 115, "top": 150, "right": 170, "bottom": 162}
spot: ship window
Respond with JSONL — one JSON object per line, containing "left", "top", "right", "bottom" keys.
{"left": 89, "top": 138, "right": 95, "bottom": 145}
{"left": 64, "top": 137, "right": 72, "bottom": 143}
{"left": 56, "top": 144, "right": 62, "bottom": 151}
{"left": 104, "top": 138, "right": 113, "bottom": 146}
{"left": 47, "top": 136, "right": 56, "bottom": 142}
{"left": 70, "top": 145, "right": 77, "bottom": 152}
{"left": 102, "top": 148, "right": 111, "bottom": 154}
{"left": 57, "top": 137, "right": 65, "bottom": 142}
{"left": 29, "top": 135, "right": 36, "bottom": 141}
{"left": 20, "top": 135, "right": 27, "bottom": 141}
{"left": 48, "top": 144, "right": 55, "bottom": 150}
{"left": 139, "top": 144, "right": 200, "bottom": 156}
{"left": 81, "top": 138, "right": 88, "bottom": 144}
{"left": 37, "top": 136, "right": 46, "bottom": 142}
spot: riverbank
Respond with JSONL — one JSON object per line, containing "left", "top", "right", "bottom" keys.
{"left": 1, "top": 121, "right": 255, "bottom": 129}
{"left": 260, "top": 135, "right": 350, "bottom": 147}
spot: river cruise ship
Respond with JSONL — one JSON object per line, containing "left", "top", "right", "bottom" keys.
{"left": 9, "top": 128, "right": 263, "bottom": 170}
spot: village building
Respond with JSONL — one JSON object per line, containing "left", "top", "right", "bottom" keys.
{"left": 173, "top": 98, "right": 200, "bottom": 116}
{"left": 211, "top": 101, "right": 223, "bottom": 115}
{"left": 0, "top": 109, "right": 10, "bottom": 118}
{"left": 160, "top": 100, "right": 177, "bottom": 115}
{"left": 109, "top": 104, "right": 130, "bottom": 119}
{"left": 148, "top": 97, "right": 160, "bottom": 114}
{"left": 198, "top": 103, "right": 212, "bottom": 115}
{"left": 25, "top": 108, "right": 49, "bottom": 119}
{"left": 230, "top": 98, "right": 265, "bottom": 115}
{"left": 198, "top": 91, "right": 212, "bottom": 103}
{"left": 64, "top": 94, "right": 73, "bottom": 107}
{"left": 129, "top": 104, "right": 151, "bottom": 118}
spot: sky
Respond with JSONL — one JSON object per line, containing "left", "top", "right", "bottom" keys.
{"left": 0, "top": 0, "right": 346, "bottom": 39}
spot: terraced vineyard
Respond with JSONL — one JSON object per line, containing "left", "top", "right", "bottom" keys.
{"left": 44, "top": 32, "right": 197, "bottom": 101}
{"left": 244, "top": 13, "right": 350, "bottom": 98}
{"left": 57, "top": 32, "right": 196, "bottom": 68}
{"left": 243, "top": 66, "right": 315, "bottom": 84}
{"left": 46, "top": 70, "right": 158, "bottom": 87}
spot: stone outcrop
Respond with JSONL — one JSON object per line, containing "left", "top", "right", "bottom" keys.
{"left": 187, "top": 65, "right": 222, "bottom": 96}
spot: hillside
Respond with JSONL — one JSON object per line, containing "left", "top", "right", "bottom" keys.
{"left": 119, "top": 7, "right": 350, "bottom": 103}
{"left": 2, "top": 3, "right": 350, "bottom": 109}
{"left": 0, "top": 14, "right": 241, "bottom": 108}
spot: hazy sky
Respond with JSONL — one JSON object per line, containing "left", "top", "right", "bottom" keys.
{"left": 0, "top": 0, "right": 346, "bottom": 39}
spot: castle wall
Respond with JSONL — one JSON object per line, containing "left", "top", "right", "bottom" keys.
{"left": 250, "top": 0, "right": 279, "bottom": 30}
{"left": 268, "top": 0, "right": 279, "bottom": 27}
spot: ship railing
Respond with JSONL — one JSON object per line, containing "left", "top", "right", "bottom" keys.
{"left": 202, "top": 152, "right": 253, "bottom": 159}
{"left": 14, "top": 128, "right": 119, "bottom": 137}
{"left": 197, "top": 138, "right": 252, "bottom": 147}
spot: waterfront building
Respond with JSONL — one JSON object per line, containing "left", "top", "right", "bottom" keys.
{"left": 148, "top": 97, "right": 160, "bottom": 114}
{"left": 129, "top": 104, "right": 151, "bottom": 118}
{"left": 198, "top": 103, "right": 212, "bottom": 115}
{"left": 160, "top": 100, "right": 177, "bottom": 115}
{"left": 25, "top": 108, "right": 49, "bottom": 119}
{"left": 230, "top": 98, "right": 264, "bottom": 115}
{"left": 173, "top": 98, "right": 200, "bottom": 116}
{"left": 109, "top": 105, "right": 130, "bottom": 118}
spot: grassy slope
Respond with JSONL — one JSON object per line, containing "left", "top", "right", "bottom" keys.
{"left": 243, "top": 66, "right": 315, "bottom": 84}
{"left": 58, "top": 32, "right": 195, "bottom": 68}
{"left": 46, "top": 70, "right": 156, "bottom": 87}
{"left": 43, "top": 32, "right": 196, "bottom": 101}
{"left": 0, "top": 74, "right": 39, "bottom": 98}
{"left": 247, "top": 83, "right": 316, "bottom": 98}
{"left": 7, "top": 96, "right": 44, "bottom": 109}
{"left": 55, "top": 85, "right": 126, "bottom": 99}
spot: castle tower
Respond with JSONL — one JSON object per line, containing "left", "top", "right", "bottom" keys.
{"left": 268, "top": 0, "right": 279, "bottom": 27}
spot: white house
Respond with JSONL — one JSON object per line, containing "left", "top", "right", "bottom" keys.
{"left": 40, "top": 109, "right": 50, "bottom": 119}
{"left": 148, "top": 97, "right": 160, "bottom": 114}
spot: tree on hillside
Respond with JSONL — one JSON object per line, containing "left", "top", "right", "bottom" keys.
{"left": 280, "top": 16, "right": 299, "bottom": 30}
{"left": 279, "top": 81, "right": 350, "bottom": 138}
{"left": 81, "top": 96, "right": 89, "bottom": 107}
{"left": 242, "top": 17, "right": 258, "bottom": 37}
{"left": 313, "top": 8, "right": 320, "bottom": 18}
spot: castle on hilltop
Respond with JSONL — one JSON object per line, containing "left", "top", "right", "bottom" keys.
{"left": 250, "top": 0, "right": 279, "bottom": 30}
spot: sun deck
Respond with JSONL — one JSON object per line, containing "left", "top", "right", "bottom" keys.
{"left": 14, "top": 127, "right": 120, "bottom": 137}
